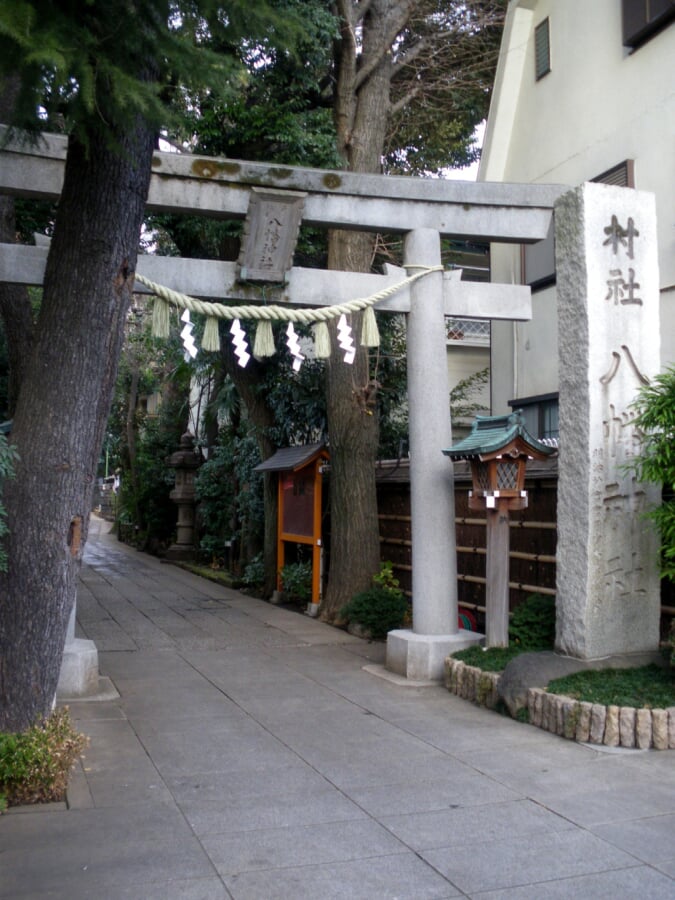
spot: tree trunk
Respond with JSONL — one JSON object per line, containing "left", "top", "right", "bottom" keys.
{"left": 321, "top": 0, "right": 409, "bottom": 621}
{"left": 0, "top": 121, "right": 155, "bottom": 732}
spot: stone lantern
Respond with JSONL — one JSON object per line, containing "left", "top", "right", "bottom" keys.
{"left": 166, "top": 431, "right": 202, "bottom": 561}
{"left": 443, "top": 412, "right": 555, "bottom": 647}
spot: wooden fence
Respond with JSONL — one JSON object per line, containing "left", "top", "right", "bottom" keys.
{"left": 375, "top": 457, "right": 673, "bottom": 636}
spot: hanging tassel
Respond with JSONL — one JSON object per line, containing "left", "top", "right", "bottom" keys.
{"left": 313, "top": 321, "right": 331, "bottom": 359}
{"left": 253, "top": 320, "right": 276, "bottom": 358}
{"left": 152, "top": 297, "right": 171, "bottom": 339}
{"left": 201, "top": 316, "right": 221, "bottom": 352}
{"left": 360, "top": 306, "right": 380, "bottom": 348}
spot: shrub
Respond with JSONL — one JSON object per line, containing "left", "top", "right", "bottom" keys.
{"left": 627, "top": 367, "right": 675, "bottom": 582}
{"left": 0, "top": 708, "right": 88, "bottom": 809}
{"left": 242, "top": 553, "right": 265, "bottom": 590}
{"left": 279, "top": 560, "right": 313, "bottom": 603}
{"left": 340, "top": 563, "right": 409, "bottom": 640}
{"left": 508, "top": 593, "right": 556, "bottom": 651}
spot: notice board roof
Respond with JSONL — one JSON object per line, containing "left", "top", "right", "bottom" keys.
{"left": 254, "top": 443, "right": 328, "bottom": 473}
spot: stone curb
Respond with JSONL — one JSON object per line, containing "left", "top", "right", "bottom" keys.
{"left": 444, "top": 658, "right": 501, "bottom": 710}
{"left": 444, "top": 658, "right": 675, "bottom": 750}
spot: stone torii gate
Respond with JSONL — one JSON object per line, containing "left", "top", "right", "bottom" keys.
{"left": 0, "top": 128, "right": 562, "bottom": 682}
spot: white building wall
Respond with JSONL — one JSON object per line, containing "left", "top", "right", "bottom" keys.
{"left": 481, "top": 0, "right": 675, "bottom": 413}
{"left": 446, "top": 342, "right": 490, "bottom": 436}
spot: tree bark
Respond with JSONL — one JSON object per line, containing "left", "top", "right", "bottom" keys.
{"left": 0, "top": 121, "right": 155, "bottom": 731}
{"left": 321, "top": 0, "right": 411, "bottom": 621}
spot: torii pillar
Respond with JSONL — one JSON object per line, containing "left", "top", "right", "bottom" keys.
{"left": 386, "top": 229, "right": 482, "bottom": 681}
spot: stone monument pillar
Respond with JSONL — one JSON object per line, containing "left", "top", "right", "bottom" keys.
{"left": 166, "top": 432, "right": 201, "bottom": 561}
{"left": 555, "top": 183, "right": 661, "bottom": 660}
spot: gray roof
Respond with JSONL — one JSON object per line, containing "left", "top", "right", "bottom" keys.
{"left": 254, "top": 443, "right": 328, "bottom": 473}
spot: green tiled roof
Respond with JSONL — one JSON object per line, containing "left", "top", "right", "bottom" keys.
{"left": 443, "top": 412, "right": 556, "bottom": 460}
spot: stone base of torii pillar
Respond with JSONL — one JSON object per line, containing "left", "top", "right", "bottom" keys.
{"left": 56, "top": 605, "right": 100, "bottom": 699}
{"left": 384, "top": 229, "right": 483, "bottom": 682}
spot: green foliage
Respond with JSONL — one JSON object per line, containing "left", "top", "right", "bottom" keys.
{"left": 450, "top": 645, "right": 524, "bottom": 672}
{"left": 0, "top": 708, "right": 88, "bottom": 808}
{"left": 450, "top": 367, "right": 490, "bottom": 421}
{"left": 0, "top": 0, "right": 305, "bottom": 150}
{"left": 508, "top": 593, "right": 556, "bottom": 651}
{"left": 383, "top": 0, "right": 506, "bottom": 176}
{"left": 107, "top": 311, "right": 192, "bottom": 549}
{"left": 279, "top": 561, "right": 313, "bottom": 603}
{"left": 186, "top": 0, "right": 340, "bottom": 167}
{"left": 120, "top": 417, "right": 183, "bottom": 546}
{"left": 0, "top": 433, "right": 18, "bottom": 573}
{"left": 195, "top": 429, "right": 264, "bottom": 566}
{"left": 340, "top": 588, "right": 409, "bottom": 641}
{"left": 453, "top": 594, "right": 556, "bottom": 668}
{"left": 372, "top": 560, "right": 400, "bottom": 593}
{"left": 262, "top": 352, "right": 328, "bottom": 448}
{"left": 242, "top": 553, "right": 265, "bottom": 590}
{"left": 546, "top": 665, "right": 675, "bottom": 709}
{"left": 628, "top": 367, "right": 675, "bottom": 581}
{"left": 340, "top": 563, "right": 409, "bottom": 640}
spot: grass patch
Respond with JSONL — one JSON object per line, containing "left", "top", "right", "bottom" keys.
{"left": 547, "top": 664, "right": 675, "bottom": 709}
{"left": 172, "top": 561, "right": 239, "bottom": 589}
{"left": 450, "top": 645, "right": 524, "bottom": 672}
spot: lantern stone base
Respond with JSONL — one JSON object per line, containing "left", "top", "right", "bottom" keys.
{"left": 386, "top": 628, "right": 484, "bottom": 683}
{"left": 165, "top": 543, "right": 197, "bottom": 562}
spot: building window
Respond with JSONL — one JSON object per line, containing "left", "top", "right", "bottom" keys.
{"left": 523, "top": 216, "right": 556, "bottom": 291}
{"left": 510, "top": 394, "right": 559, "bottom": 441}
{"left": 623, "top": 0, "right": 675, "bottom": 49}
{"left": 521, "top": 161, "right": 634, "bottom": 291}
{"left": 534, "top": 18, "right": 551, "bottom": 80}
{"left": 591, "top": 160, "right": 635, "bottom": 188}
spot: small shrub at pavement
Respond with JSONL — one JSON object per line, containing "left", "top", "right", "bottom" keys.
{"left": 451, "top": 593, "right": 556, "bottom": 671}
{"left": 340, "top": 562, "right": 409, "bottom": 640}
{"left": 508, "top": 593, "right": 556, "bottom": 650}
{"left": 0, "top": 708, "right": 88, "bottom": 809}
{"left": 279, "top": 560, "right": 313, "bottom": 603}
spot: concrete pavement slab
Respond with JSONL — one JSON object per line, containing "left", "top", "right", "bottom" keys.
{"left": 421, "top": 829, "right": 641, "bottom": 895}
{"left": 470, "top": 866, "right": 675, "bottom": 899}
{"left": 347, "top": 771, "right": 521, "bottom": 817}
{"left": 590, "top": 814, "right": 675, "bottom": 866}
{"left": 378, "top": 798, "right": 574, "bottom": 852}
{"left": 200, "top": 818, "right": 407, "bottom": 877}
{"left": 223, "top": 853, "right": 461, "bottom": 900}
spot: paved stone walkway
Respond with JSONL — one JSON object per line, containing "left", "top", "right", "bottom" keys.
{"left": 1, "top": 520, "right": 674, "bottom": 898}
